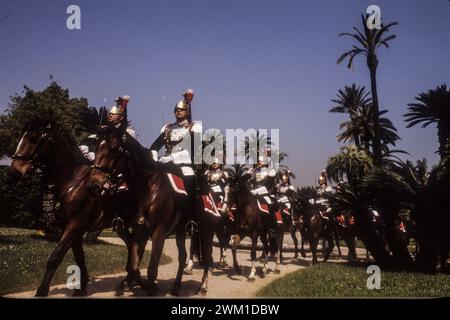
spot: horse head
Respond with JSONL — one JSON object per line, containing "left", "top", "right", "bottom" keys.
{"left": 11, "top": 120, "right": 56, "bottom": 177}
{"left": 93, "top": 124, "right": 129, "bottom": 176}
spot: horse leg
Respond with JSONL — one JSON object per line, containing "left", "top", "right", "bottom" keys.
{"left": 183, "top": 234, "right": 197, "bottom": 275}
{"left": 274, "top": 228, "right": 282, "bottom": 274}
{"left": 231, "top": 233, "right": 242, "bottom": 274}
{"left": 323, "top": 232, "right": 334, "bottom": 262}
{"left": 199, "top": 219, "right": 215, "bottom": 296}
{"left": 248, "top": 233, "right": 258, "bottom": 281}
{"left": 115, "top": 228, "right": 135, "bottom": 294}
{"left": 300, "top": 228, "right": 307, "bottom": 258}
{"left": 260, "top": 234, "right": 269, "bottom": 277}
{"left": 310, "top": 237, "right": 318, "bottom": 265}
{"left": 71, "top": 234, "right": 89, "bottom": 296}
{"left": 290, "top": 228, "right": 298, "bottom": 261}
{"left": 171, "top": 230, "right": 187, "bottom": 296}
{"left": 146, "top": 228, "right": 165, "bottom": 295}
{"left": 35, "top": 221, "right": 81, "bottom": 296}
{"left": 127, "top": 227, "right": 150, "bottom": 293}
{"left": 333, "top": 224, "right": 342, "bottom": 258}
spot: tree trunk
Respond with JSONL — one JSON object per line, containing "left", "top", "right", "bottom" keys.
{"left": 368, "top": 59, "right": 382, "bottom": 166}
{"left": 369, "top": 69, "right": 382, "bottom": 165}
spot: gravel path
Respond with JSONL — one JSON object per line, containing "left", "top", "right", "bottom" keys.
{"left": 6, "top": 235, "right": 369, "bottom": 298}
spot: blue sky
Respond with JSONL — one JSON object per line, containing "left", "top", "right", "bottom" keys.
{"left": 1, "top": 0, "right": 449, "bottom": 185}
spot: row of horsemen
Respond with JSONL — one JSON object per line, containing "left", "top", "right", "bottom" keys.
{"left": 76, "top": 90, "right": 366, "bottom": 275}
{"left": 78, "top": 90, "right": 344, "bottom": 237}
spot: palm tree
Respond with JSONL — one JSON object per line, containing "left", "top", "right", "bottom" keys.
{"left": 326, "top": 182, "right": 393, "bottom": 267}
{"left": 331, "top": 84, "right": 371, "bottom": 149}
{"left": 404, "top": 84, "right": 450, "bottom": 162}
{"left": 326, "top": 145, "right": 373, "bottom": 186}
{"left": 331, "top": 85, "right": 400, "bottom": 153}
{"left": 337, "top": 15, "right": 398, "bottom": 165}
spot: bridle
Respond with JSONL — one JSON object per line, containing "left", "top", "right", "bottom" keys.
{"left": 91, "top": 132, "right": 129, "bottom": 178}
{"left": 12, "top": 129, "right": 53, "bottom": 165}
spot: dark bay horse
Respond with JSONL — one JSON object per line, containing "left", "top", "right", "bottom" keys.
{"left": 299, "top": 198, "right": 335, "bottom": 264}
{"left": 230, "top": 174, "right": 281, "bottom": 280}
{"left": 10, "top": 120, "right": 138, "bottom": 296}
{"left": 94, "top": 125, "right": 216, "bottom": 295}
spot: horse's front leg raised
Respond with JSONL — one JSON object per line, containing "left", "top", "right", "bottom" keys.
{"left": 36, "top": 220, "right": 82, "bottom": 297}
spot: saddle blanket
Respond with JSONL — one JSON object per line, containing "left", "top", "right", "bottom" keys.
{"left": 167, "top": 173, "right": 187, "bottom": 196}
{"left": 201, "top": 193, "right": 222, "bottom": 217}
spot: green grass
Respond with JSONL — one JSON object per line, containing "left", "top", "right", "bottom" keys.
{"left": 0, "top": 228, "right": 172, "bottom": 296}
{"left": 257, "top": 263, "right": 450, "bottom": 298}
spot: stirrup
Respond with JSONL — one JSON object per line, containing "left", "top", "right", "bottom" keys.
{"left": 112, "top": 217, "right": 124, "bottom": 232}
{"left": 185, "top": 220, "right": 199, "bottom": 236}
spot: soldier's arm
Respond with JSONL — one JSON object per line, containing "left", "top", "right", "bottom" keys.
{"left": 149, "top": 132, "right": 164, "bottom": 151}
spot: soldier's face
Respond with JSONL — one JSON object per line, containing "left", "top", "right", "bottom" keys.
{"left": 174, "top": 107, "right": 189, "bottom": 120}
{"left": 108, "top": 113, "right": 122, "bottom": 123}
{"left": 212, "top": 163, "right": 220, "bottom": 170}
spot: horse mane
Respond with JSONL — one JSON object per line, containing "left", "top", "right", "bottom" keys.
{"left": 54, "top": 129, "right": 90, "bottom": 165}
{"left": 123, "top": 132, "right": 158, "bottom": 173}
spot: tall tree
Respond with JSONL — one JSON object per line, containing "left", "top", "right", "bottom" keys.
{"left": 404, "top": 84, "right": 450, "bottom": 162}
{"left": 0, "top": 80, "right": 99, "bottom": 159}
{"left": 337, "top": 15, "right": 398, "bottom": 165}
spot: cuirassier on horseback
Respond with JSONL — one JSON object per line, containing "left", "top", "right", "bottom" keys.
{"left": 245, "top": 155, "right": 279, "bottom": 231}
{"left": 149, "top": 89, "right": 201, "bottom": 227}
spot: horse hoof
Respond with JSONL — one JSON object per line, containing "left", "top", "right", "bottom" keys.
{"left": 301, "top": 253, "right": 307, "bottom": 258}
{"left": 274, "top": 269, "right": 281, "bottom": 275}
{"left": 170, "top": 287, "right": 180, "bottom": 297}
{"left": 72, "top": 289, "right": 87, "bottom": 297}
{"left": 248, "top": 277, "right": 255, "bottom": 282}
{"left": 199, "top": 287, "right": 207, "bottom": 296}
{"left": 146, "top": 283, "right": 159, "bottom": 296}
{"left": 35, "top": 288, "right": 49, "bottom": 297}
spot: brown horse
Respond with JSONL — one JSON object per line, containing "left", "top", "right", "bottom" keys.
{"left": 94, "top": 124, "right": 217, "bottom": 295}
{"left": 299, "top": 199, "right": 335, "bottom": 264}
{"left": 10, "top": 120, "right": 138, "bottom": 296}
{"left": 230, "top": 174, "right": 281, "bottom": 280}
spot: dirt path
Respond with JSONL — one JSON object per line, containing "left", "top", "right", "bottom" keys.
{"left": 6, "top": 236, "right": 368, "bottom": 298}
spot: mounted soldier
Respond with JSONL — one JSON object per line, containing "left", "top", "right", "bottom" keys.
{"left": 107, "top": 95, "right": 136, "bottom": 138}
{"left": 245, "top": 155, "right": 278, "bottom": 231}
{"left": 149, "top": 89, "right": 202, "bottom": 226}
{"left": 203, "top": 157, "right": 231, "bottom": 218}
{"left": 78, "top": 95, "right": 135, "bottom": 162}
{"left": 275, "top": 169, "right": 296, "bottom": 225}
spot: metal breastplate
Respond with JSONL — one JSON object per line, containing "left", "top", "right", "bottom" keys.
{"left": 165, "top": 124, "right": 191, "bottom": 155}
{"left": 278, "top": 185, "right": 290, "bottom": 194}
{"left": 254, "top": 168, "right": 269, "bottom": 183}
{"left": 209, "top": 170, "right": 223, "bottom": 185}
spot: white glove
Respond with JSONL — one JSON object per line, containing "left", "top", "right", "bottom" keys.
{"left": 159, "top": 155, "right": 173, "bottom": 164}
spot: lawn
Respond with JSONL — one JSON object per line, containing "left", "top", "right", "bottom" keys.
{"left": 257, "top": 262, "right": 450, "bottom": 298}
{"left": 0, "top": 228, "right": 171, "bottom": 296}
